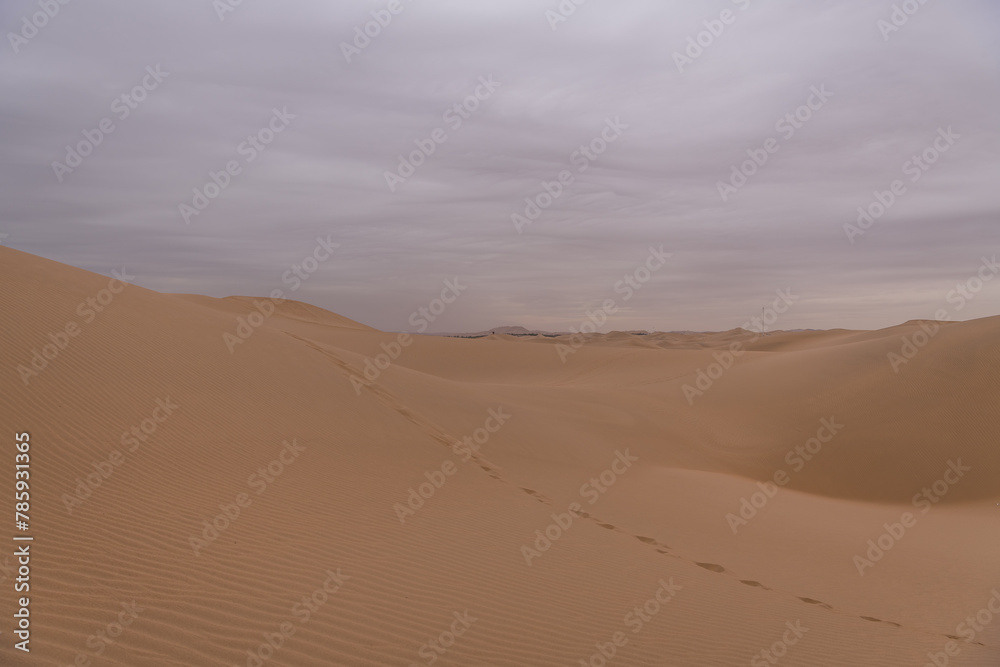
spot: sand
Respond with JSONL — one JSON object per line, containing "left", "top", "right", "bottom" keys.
{"left": 1, "top": 245, "right": 998, "bottom": 666}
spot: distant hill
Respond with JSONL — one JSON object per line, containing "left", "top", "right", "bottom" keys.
{"left": 433, "top": 325, "right": 565, "bottom": 338}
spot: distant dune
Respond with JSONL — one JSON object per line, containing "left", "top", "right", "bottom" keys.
{"left": 1, "top": 246, "right": 998, "bottom": 666}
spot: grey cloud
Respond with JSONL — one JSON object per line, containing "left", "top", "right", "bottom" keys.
{"left": 1, "top": 0, "right": 998, "bottom": 332}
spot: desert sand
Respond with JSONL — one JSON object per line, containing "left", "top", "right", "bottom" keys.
{"left": 1, "top": 246, "right": 998, "bottom": 666}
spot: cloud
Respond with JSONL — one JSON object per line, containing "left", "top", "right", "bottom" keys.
{"left": 1, "top": 0, "right": 998, "bottom": 332}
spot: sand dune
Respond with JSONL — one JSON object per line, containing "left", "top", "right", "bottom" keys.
{"left": 1, "top": 246, "right": 998, "bottom": 666}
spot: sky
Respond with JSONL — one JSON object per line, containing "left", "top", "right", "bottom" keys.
{"left": 2, "top": 0, "right": 999, "bottom": 333}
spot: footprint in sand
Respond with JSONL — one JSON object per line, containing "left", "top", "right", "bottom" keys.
{"left": 520, "top": 487, "right": 551, "bottom": 504}
{"left": 860, "top": 616, "right": 901, "bottom": 628}
{"left": 695, "top": 562, "right": 726, "bottom": 573}
{"left": 478, "top": 464, "right": 502, "bottom": 477}
{"left": 799, "top": 597, "right": 834, "bottom": 610}
{"left": 635, "top": 535, "right": 672, "bottom": 550}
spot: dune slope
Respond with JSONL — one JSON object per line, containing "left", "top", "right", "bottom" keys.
{"left": 1, "top": 246, "right": 998, "bottom": 666}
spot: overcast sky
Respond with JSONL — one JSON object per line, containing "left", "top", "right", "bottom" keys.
{"left": 2, "top": 0, "right": 998, "bottom": 333}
